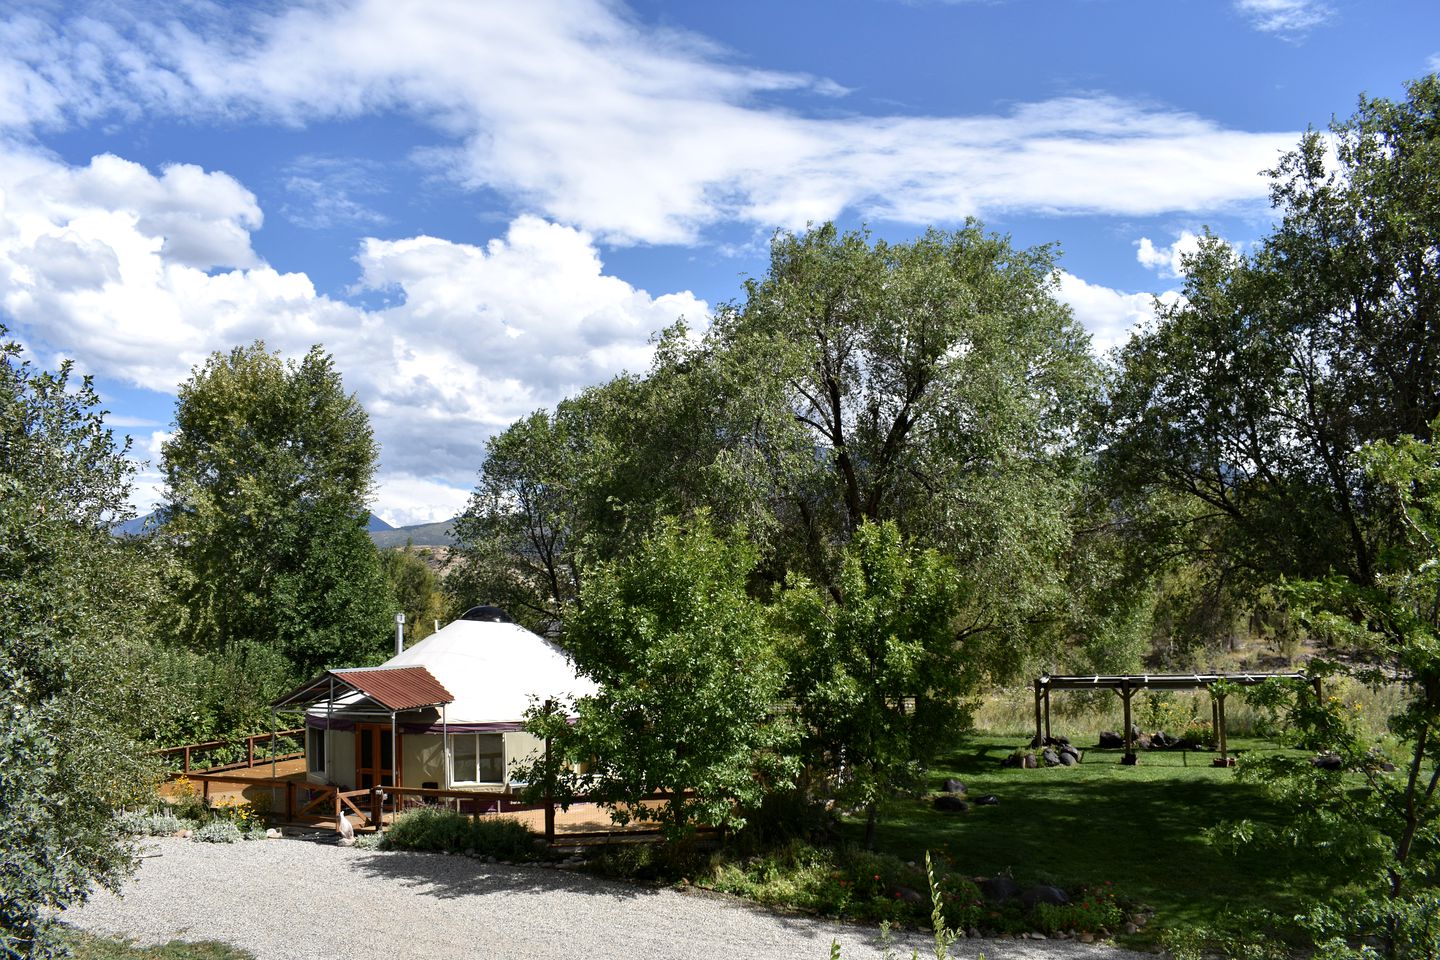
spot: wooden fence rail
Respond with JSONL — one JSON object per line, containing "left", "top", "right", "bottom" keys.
{"left": 154, "top": 729, "right": 305, "bottom": 775}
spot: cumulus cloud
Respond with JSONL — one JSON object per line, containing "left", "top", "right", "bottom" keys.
{"left": 1055, "top": 271, "right": 1180, "bottom": 355}
{"left": 1233, "top": 0, "right": 1333, "bottom": 35}
{"left": 1134, "top": 230, "right": 1207, "bottom": 279}
{"left": 0, "top": 1, "right": 1295, "bottom": 244}
{"left": 373, "top": 474, "right": 473, "bottom": 528}
{"left": 0, "top": 147, "right": 705, "bottom": 522}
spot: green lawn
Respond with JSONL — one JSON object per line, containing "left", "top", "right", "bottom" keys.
{"left": 851, "top": 733, "right": 1341, "bottom": 943}
{"left": 65, "top": 932, "right": 253, "bottom": 960}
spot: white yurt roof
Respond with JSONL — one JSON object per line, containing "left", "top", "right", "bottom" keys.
{"left": 380, "top": 614, "right": 597, "bottom": 725}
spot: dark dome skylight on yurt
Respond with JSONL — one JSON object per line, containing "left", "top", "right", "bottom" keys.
{"left": 459, "top": 605, "right": 514, "bottom": 623}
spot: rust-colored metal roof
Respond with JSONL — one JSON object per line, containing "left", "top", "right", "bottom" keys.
{"left": 330, "top": 666, "right": 453, "bottom": 711}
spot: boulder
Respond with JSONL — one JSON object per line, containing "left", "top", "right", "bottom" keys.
{"left": 1060, "top": 744, "right": 1081, "bottom": 760}
{"left": 1022, "top": 753, "right": 1038, "bottom": 769}
{"left": 1041, "top": 748, "right": 1061, "bottom": 767}
{"left": 1312, "top": 752, "right": 1344, "bottom": 770}
{"left": 1059, "top": 751, "right": 1077, "bottom": 766}
{"left": 980, "top": 875, "right": 1021, "bottom": 902}
{"left": 942, "top": 778, "right": 966, "bottom": 794}
{"left": 895, "top": 886, "right": 927, "bottom": 904}
{"left": 265, "top": 828, "right": 281, "bottom": 839}
{"left": 973, "top": 794, "right": 999, "bottom": 806}
{"left": 933, "top": 795, "right": 969, "bottom": 813}
{"left": 1021, "top": 884, "right": 1070, "bottom": 909}
{"left": 1098, "top": 731, "right": 1125, "bottom": 748}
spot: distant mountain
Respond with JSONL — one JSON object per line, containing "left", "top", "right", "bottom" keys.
{"left": 369, "top": 518, "right": 459, "bottom": 548}
{"left": 111, "top": 509, "right": 164, "bottom": 538}
{"left": 114, "top": 510, "right": 403, "bottom": 538}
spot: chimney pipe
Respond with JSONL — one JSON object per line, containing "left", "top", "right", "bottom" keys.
{"left": 394, "top": 612, "right": 405, "bottom": 656}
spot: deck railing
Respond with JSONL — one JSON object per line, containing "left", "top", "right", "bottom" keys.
{"left": 153, "top": 728, "right": 305, "bottom": 774}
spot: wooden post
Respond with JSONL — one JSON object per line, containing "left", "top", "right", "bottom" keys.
{"left": 247, "top": 735, "right": 255, "bottom": 769}
{"left": 203, "top": 778, "right": 210, "bottom": 802}
{"left": 543, "top": 699, "right": 556, "bottom": 845}
{"left": 1218, "top": 693, "right": 1229, "bottom": 761}
{"left": 1211, "top": 696, "right": 1220, "bottom": 748}
{"left": 1043, "top": 686, "right": 1052, "bottom": 744}
{"left": 183, "top": 745, "right": 191, "bottom": 774}
{"left": 286, "top": 781, "right": 295, "bottom": 820}
{"left": 1032, "top": 679, "right": 1043, "bottom": 747}
{"left": 1121, "top": 681, "right": 1136, "bottom": 765}
{"left": 371, "top": 787, "right": 382, "bottom": 829}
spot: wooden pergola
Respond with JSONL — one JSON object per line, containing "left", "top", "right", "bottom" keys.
{"left": 1032, "top": 672, "right": 1318, "bottom": 765}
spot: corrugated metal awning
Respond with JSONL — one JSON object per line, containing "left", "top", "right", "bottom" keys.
{"left": 272, "top": 665, "right": 453, "bottom": 712}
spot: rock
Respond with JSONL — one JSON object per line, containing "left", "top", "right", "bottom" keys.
{"left": 1049, "top": 735, "right": 1070, "bottom": 746}
{"left": 176, "top": 829, "right": 192, "bottom": 839}
{"left": 1060, "top": 744, "right": 1080, "bottom": 759}
{"left": 1124, "top": 922, "right": 1140, "bottom": 935}
{"left": 1151, "top": 730, "right": 1173, "bottom": 749}
{"left": 1041, "top": 748, "right": 1061, "bottom": 766}
{"left": 1021, "top": 885, "right": 1069, "bottom": 909}
{"left": 980, "top": 875, "right": 1021, "bottom": 902}
{"left": 895, "top": 886, "right": 927, "bottom": 904}
{"left": 1030, "top": 932, "right": 1048, "bottom": 940}
{"left": 967, "top": 929, "right": 980, "bottom": 940}
{"left": 1059, "top": 752, "right": 1077, "bottom": 766}
{"left": 1080, "top": 932, "right": 1094, "bottom": 943}
{"left": 1098, "top": 731, "right": 1125, "bottom": 748}
{"left": 1313, "top": 752, "right": 1344, "bottom": 770}
{"left": 933, "top": 795, "right": 970, "bottom": 813}
{"left": 1135, "top": 733, "right": 1153, "bottom": 749}
{"left": 1022, "top": 753, "right": 1038, "bottom": 769}
{"left": 942, "top": 778, "right": 966, "bottom": 794}
{"left": 974, "top": 794, "right": 999, "bottom": 805}
{"left": 265, "top": 828, "right": 281, "bottom": 839}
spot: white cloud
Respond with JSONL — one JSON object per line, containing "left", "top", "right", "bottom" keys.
{"left": 1233, "top": 0, "right": 1333, "bottom": 35}
{"left": 1428, "top": 53, "right": 1440, "bottom": 74}
{"left": 1055, "top": 271, "right": 1181, "bottom": 355}
{"left": 0, "top": 1, "right": 1296, "bottom": 244}
{"left": 1135, "top": 230, "right": 1206, "bottom": 279}
{"left": 373, "top": 475, "right": 473, "bottom": 528}
{"left": 0, "top": 147, "right": 706, "bottom": 523}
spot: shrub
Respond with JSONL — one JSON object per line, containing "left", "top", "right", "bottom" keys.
{"left": 192, "top": 821, "right": 242, "bottom": 844}
{"left": 378, "top": 809, "right": 539, "bottom": 860}
{"left": 116, "top": 811, "right": 184, "bottom": 837}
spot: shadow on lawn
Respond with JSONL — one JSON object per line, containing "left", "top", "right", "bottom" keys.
{"left": 863, "top": 740, "right": 1335, "bottom": 935}
{"left": 346, "top": 849, "right": 655, "bottom": 903}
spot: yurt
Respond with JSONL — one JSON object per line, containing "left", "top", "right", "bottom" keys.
{"left": 273, "top": 606, "right": 597, "bottom": 793}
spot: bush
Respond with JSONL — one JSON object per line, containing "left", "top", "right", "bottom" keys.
{"left": 116, "top": 811, "right": 184, "bottom": 837}
{"left": 377, "top": 809, "right": 539, "bottom": 860}
{"left": 192, "top": 821, "right": 242, "bottom": 844}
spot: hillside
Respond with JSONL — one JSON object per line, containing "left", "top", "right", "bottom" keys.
{"left": 367, "top": 518, "right": 458, "bottom": 548}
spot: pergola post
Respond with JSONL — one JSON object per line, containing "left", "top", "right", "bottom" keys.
{"left": 1032, "top": 678, "right": 1044, "bottom": 748}
{"left": 1121, "top": 680, "right": 1137, "bottom": 765}
{"left": 1043, "top": 685, "right": 1052, "bottom": 744}
{"left": 543, "top": 698, "right": 556, "bottom": 845}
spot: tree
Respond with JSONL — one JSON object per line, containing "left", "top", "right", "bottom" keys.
{"left": 162, "top": 342, "right": 393, "bottom": 690}
{"left": 781, "top": 521, "right": 968, "bottom": 848}
{"left": 381, "top": 544, "right": 445, "bottom": 645}
{"left": 1226, "top": 423, "right": 1440, "bottom": 959}
{"left": 529, "top": 514, "right": 795, "bottom": 837}
{"left": 1104, "top": 76, "right": 1440, "bottom": 604}
{"left": 0, "top": 331, "right": 152, "bottom": 958}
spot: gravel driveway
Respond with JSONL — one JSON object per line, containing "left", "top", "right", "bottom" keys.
{"left": 66, "top": 837, "right": 1153, "bottom": 960}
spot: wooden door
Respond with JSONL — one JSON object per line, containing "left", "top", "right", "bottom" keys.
{"left": 355, "top": 724, "right": 395, "bottom": 790}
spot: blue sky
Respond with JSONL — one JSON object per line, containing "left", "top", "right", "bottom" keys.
{"left": 2, "top": 0, "right": 1435, "bottom": 524}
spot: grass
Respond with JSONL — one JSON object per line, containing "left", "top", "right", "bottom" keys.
{"left": 851, "top": 731, "right": 1343, "bottom": 944}
{"left": 65, "top": 931, "right": 253, "bottom": 960}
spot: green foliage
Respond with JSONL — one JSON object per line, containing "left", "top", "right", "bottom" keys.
{"left": 162, "top": 342, "right": 393, "bottom": 688}
{"left": 0, "top": 330, "right": 155, "bottom": 959}
{"left": 782, "top": 521, "right": 969, "bottom": 847}
{"left": 64, "top": 931, "right": 254, "bottom": 960}
{"left": 530, "top": 514, "right": 796, "bottom": 837}
{"left": 380, "top": 545, "right": 445, "bottom": 645}
{"left": 190, "top": 821, "right": 242, "bottom": 844}
{"left": 115, "top": 811, "right": 184, "bottom": 838}
{"left": 377, "top": 809, "right": 538, "bottom": 859}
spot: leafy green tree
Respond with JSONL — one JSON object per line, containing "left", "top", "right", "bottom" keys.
{"left": 162, "top": 342, "right": 393, "bottom": 687}
{"left": 529, "top": 514, "right": 795, "bottom": 837}
{"left": 781, "top": 521, "right": 968, "bottom": 848}
{"left": 1104, "top": 76, "right": 1440, "bottom": 606}
{"left": 1224, "top": 423, "right": 1440, "bottom": 959}
{"left": 0, "top": 331, "right": 153, "bottom": 958}
{"left": 381, "top": 544, "right": 445, "bottom": 645}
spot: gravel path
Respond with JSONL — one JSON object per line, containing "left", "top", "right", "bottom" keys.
{"left": 66, "top": 837, "right": 1153, "bottom": 960}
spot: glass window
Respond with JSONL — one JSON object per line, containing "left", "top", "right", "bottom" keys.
{"left": 307, "top": 727, "right": 326, "bottom": 774}
{"left": 452, "top": 734, "right": 505, "bottom": 783}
